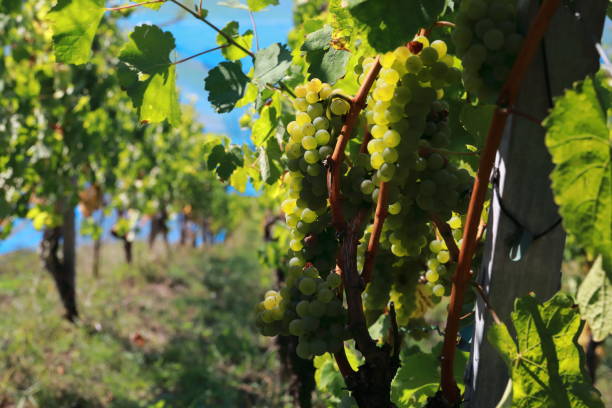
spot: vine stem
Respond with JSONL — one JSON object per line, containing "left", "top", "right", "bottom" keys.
{"left": 170, "top": 0, "right": 255, "bottom": 58}
{"left": 362, "top": 181, "right": 388, "bottom": 284}
{"left": 171, "top": 45, "right": 228, "bottom": 65}
{"left": 105, "top": 0, "right": 164, "bottom": 11}
{"left": 429, "top": 214, "right": 460, "bottom": 262}
{"left": 439, "top": 0, "right": 561, "bottom": 402}
{"left": 327, "top": 56, "right": 382, "bottom": 230}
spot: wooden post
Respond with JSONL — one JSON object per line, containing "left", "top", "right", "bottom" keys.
{"left": 464, "top": 1, "right": 607, "bottom": 406}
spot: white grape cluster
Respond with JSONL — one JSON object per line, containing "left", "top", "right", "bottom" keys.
{"left": 255, "top": 263, "right": 347, "bottom": 359}
{"left": 452, "top": 0, "right": 523, "bottom": 101}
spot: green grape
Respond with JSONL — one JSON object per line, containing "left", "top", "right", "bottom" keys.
{"left": 294, "top": 84, "right": 307, "bottom": 98}
{"left": 299, "top": 277, "right": 317, "bottom": 295}
{"left": 302, "top": 316, "right": 319, "bottom": 331}
{"left": 361, "top": 179, "right": 375, "bottom": 195}
{"left": 430, "top": 40, "right": 447, "bottom": 58}
{"left": 318, "top": 288, "right": 334, "bottom": 302}
{"left": 420, "top": 47, "right": 438, "bottom": 66}
{"left": 427, "top": 153, "right": 445, "bottom": 170}
{"left": 294, "top": 98, "right": 308, "bottom": 111}
{"left": 313, "top": 116, "right": 329, "bottom": 130}
{"left": 307, "top": 164, "right": 321, "bottom": 176}
{"left": 432, "top": 284, "right": 445, "bottom": 297}
{"left": 383, "top": 129, "right": 401, "bottom": 148}
{"left": 302, "top": 136, "right": 317, "bottom": 150}
{"left": 452, "top": 26, "right": 473, "bottom": 52}
{"left": 304, "top": 150, "right": 319, "bottom": 164}
{"left": 315, "top": 129, "right": 330, "bottom": 145}
{"left": 302, "top": 123, "right": 316, "bottom": 137}
{"left": 380, "top": 52, "right": 396, "bottom": 68}
{"left": 427, "top": 258, "right": 439, "bottom": 270}
{"left": 290, "top": 239, "right": 304, "bottom": 251}
{"left": 281, "top": 198, "right": 297, "bottom": 214}
{"left": 319, "top": 145, "right": 333, "bottom": 158}
{"left": 370, "top": 152, "right": 384, "bottom": 169}
{"left": 296, "top": 112, "right": 311, "bottom": 125}
{"left": 388, "top": 201, "right": 402, "bottom": 215}
{"left": 311, "top": 339, "right": 327, "bottom": 356}
{"left": 320, "top": 83, "right": 333, "bottom": 99}
{"left": 466, "top": 0, "right": 487, "bottom": 20}
{"left": 378, "top": 163, "right": 396, "bottom": 182}
{"left": 429, "top": 239, "right": 443, "bottom": 253}
{"left": 303, "top": 266, "right": 318, "bottom": 278}
{"left": 301, "top": 208, "right": 317, "bottom": 223}
{"left": 431, "top": 61, "right": 448, "bottom": 79}
{"left": 286, "top": 143, "right": 302, "bottom": 160}
{"left": 326, "top": 273, "right": 341, "bottom": 288}
{"left": 425, "top": 269, "right": 439, "bottom": 283}
{"left": 483, "top": 29, "right": 504, "bottom": 51}
{"left": 437, "top": 250, "right": 450, "bottom": 264}
{"left": 475, "top": 18, "right": 495, "bottom": 39}
{"left": 405, "top": 55, "right": 423, "bottom": 73}
{"left": 380, "top": 68, "right": 400, "bottom": 84}
{"left": 289, "top": 319, "right": 306, "bottom": 336}
{"left": 367, "top": 139, "right": 385, "bottom": 154}
{"left": 287, "top": 121, "right": 302, "bottom": 137}
{"left": 305, "top": 91, "right": 319, "bottom": 104}
{"left": 371, "top": 124, "right": 387, "bottom": 139}
{"left": 419, "top": 179, "right": 436, "bottom": 196}
{"left": 296, "top": 341, "right": 311, "bottom": 359}
{"left": 307, "top": 103, "right": 324, "bottom": 118}
{"left": 307, "top": 78, "right": 323, "bottom": 93}
{"left": 382, "top": 147, "right": 398, "bottom": 163}
{"left": 330, "top": 99, "right": 350, "bottom": 116}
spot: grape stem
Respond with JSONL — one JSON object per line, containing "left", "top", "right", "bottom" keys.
{"left": 362, "top": 181, "right": 388, "bottom": 285}
{"left": 439, "top": 0, "right": 561, "bottom": 403}
{"left": 105, "top": 0, "right": 165, "bottom": 11}
{"left": 472, "top": 282, "right": 502, "bottom": 325}
{"left": 421, "top": 21, "right": 456, "bottom": 37}
{"left": 171, "top": 45, "right": 228, "bottom": 65}
{"left": 327, "top": 56, "right": 382, "bottom": 230}
{"left": 429, "top": 214, "right": 460, "bottom": 262}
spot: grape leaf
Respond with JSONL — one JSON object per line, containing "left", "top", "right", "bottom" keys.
{"left": 47, "top": 0, "right": 105, "bottom": 65}
{"left": 252, "top": 104, "right": 279, "bottom": 146}
{"left": 216, "top": 21, "right": 254, "bottom": 60}
{"left": 460, "top": 103, "right": 495, "bottom": 148}
{"left": 253, "top": 43, "right": 292, "bottom": 88}
{"left": 345, "top": 0, "right": 446, "bottom": 52}
{"left": 544, "top": 71, "right": 611, "bottom": 269}
{"left": 119, "top": 24, "right": 181, "bottom": 125}
{"left": 488, "top": 293, "right": 604, "bottom": 408}
{"left": 301, "top": 25, "right": 333, "bottom": 52}
{"left": 247, "top": 0, "right": 278, "bottom": 12}
{"left": 204, "top": 61, "right": 250, "bottom": 113}
{"left": 391, "top": 343, "right": 468, "bottom": 407}
{"left": 577, "top": 255, "right": 612, "bottom": 342}
{"left": 307, "top": 48, "right": 350, "bottom": 84}
{"left": 300, "top": 25, "right": 350, "bottom": 84}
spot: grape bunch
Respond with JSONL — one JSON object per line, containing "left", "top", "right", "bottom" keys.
{"left": 452, "top": 0, "right": 523, "bottom": 101}
{"left": 255, "top": 263, "right": 348, "bottom": 359}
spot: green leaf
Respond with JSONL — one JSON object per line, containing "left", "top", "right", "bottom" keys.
{"left": 253, "top": 43, "right": 292, "bottom": 88}
{"left": 577, "top": 255, "right": 612, "bottom": 341}
{"left": 47, "top": 0, "right": 105, "bottom": 65}
{"left": 345, "top": 0, "right": 446, "bottom": 52}
{"left": 229, "top": 167, "right": 249, "bottom": 193}
{"left": 301, "top": 25, "right": 333, "bottom": 52}
{"left": 119, "top": 25, "right": 181, "bottom": 125}
{"left": 460, "top": 103, "right": 495, "bottom": 148}
{"left": 307, "top": 48, "right": 351, "bottom": 85}
{"left": 544, "top": 71, "right": 611, "bottom": 268}
{"left": 247, "top": 0, "right": 278, "bottom": 12}
{"left": 391, "top": 343, "right": 468, "bottom": 407}
{"left": 488, "top": 293, "right": 604, "bottom": 408}
{"left": 204, "top": 61, "right": 250, "bottom": 113}
{"left": 216, "top": 21, "right": 254, "bottom": 60}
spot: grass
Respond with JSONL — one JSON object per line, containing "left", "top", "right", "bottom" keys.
{"left": 0, "top": 227, "right": 289, "bottom": 408}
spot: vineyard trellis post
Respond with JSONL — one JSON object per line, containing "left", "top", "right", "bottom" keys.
{"left": 465, "top": 1, "right": 607, "bottom": 406}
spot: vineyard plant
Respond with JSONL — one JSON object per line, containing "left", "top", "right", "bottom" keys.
{"left": 1, "top": 0, "right": 611, "bottom": 407}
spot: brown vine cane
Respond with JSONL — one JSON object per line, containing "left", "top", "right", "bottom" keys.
{"left": 439, "top": 0, "right": 562, "bottom": 403}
